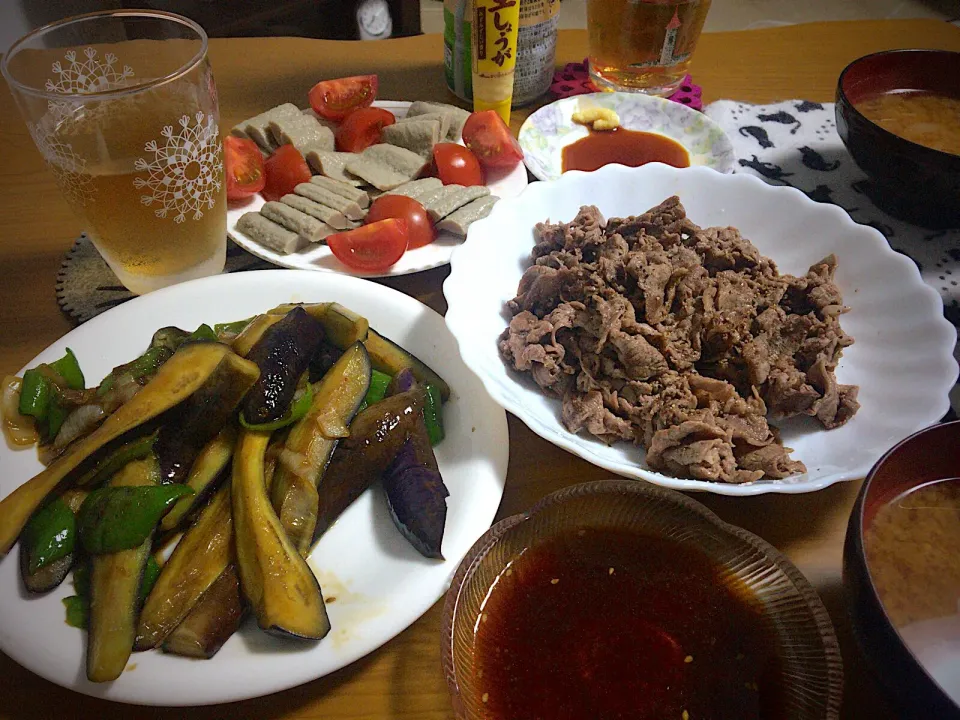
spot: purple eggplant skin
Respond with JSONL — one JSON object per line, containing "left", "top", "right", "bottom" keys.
{"left": 154, "top": 351, "right": 256, "bottom": 484}
{"left": 386, "top": 368, "right": 417, "bottom": 396}
{"left": 381, "top": 427, "right": 449, "bottom": 560}
{"left": 307, "top": 341, "right": 344, "bottom": 383}
{"left": 162, "top": 565, "right": 246, "bottom": 659}
{"left": 242, "top": 307, "right": 325, "bottom": 424}
{"left": 314, "top": 388, "right": 425, "bottom": 539}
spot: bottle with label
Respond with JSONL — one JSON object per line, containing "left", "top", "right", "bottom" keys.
{"left": 444, "top": 0, "right": 559, "bottom": 108}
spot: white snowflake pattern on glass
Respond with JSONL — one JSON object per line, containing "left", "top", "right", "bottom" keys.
{"left": 45, "top": 47, "right": 135, "bottom": 123}
{"left": 27, "top": 122, "right": 94, "bottom": 207}
{"left": 134, "top": 112, "right": 223, "bottom": 224}
{"left": 46, "top": 47, "right": 134, "bottom": 94}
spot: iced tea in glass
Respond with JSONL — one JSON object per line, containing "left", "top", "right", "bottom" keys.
{"left": 2, "top": 10, "right": 226, "bottom": 295}
{"left": 587, "top": 0, "right": 711, "bottom": 96}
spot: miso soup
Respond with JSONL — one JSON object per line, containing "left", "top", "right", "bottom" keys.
{"left": 855, "top": 91, "right": 960, "bottom": 156}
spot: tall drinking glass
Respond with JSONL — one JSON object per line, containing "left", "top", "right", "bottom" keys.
{"left": 2, "top": 10, "right": 226, "bottom": 295}
{"left": 587, "top": 0, "right": 712, "bottom": 96}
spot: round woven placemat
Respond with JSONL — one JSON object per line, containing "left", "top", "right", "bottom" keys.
{"left": 56, "top": 234, "right": 273, "bottom": 324}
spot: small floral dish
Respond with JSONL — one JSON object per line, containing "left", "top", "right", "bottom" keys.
{"left": 518, "top": 92, "right": 735, "bottom": 181}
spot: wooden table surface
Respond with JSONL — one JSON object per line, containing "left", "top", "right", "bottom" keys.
{"left": 1, "top": 18, "right": 959, "bottom": 719}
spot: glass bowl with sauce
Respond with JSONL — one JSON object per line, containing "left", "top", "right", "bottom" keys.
{"left": 844, "top": 420, "right": 960, "bottom": 719}
{"left": 836, "top": 49, "right": 960, "bottom": 228}
{"left": 442, "top": 479, "right": 843, "bottom": 720}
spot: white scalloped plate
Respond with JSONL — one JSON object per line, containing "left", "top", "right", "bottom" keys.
{"left": 444, "top": 163, "right": 958, "bottom": 496}
{"left": 0, "top": 270, "right": 509, "bottom": 705}
{"left": 227, "top": 101, "right": 528, "bottom": 278}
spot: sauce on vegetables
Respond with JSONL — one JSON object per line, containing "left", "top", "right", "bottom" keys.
{"left": 562, "top": 128, "right": 690, "bottom": 173}
{"left": 472, "top": 527, "right": 785, "bottom": 720}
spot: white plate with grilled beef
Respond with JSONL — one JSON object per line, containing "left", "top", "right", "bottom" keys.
{"left": 0, "top": 270, "right": 509, "bottom": 705}
{"left": 227, "top": 101, "right": 528, "bottom": 278}
{"left": 444, "top": 163, "right": 957, "bottom": 496}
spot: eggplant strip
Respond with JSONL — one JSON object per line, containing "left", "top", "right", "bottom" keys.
{"left": 277, "top": 303, "right": 370, "bottom": 348}
{"left": 154, "top": 347, "right": 257, "bottom": 484}
{"left": 136, "top": 482, "right": 234, "bottom": 650}
{"left": 232, "top": 428, "right": 329, "bottom": 640}
{"left": 87, "top": 456, "right": 158, "bottom": 683}
{"left": 235, "top": 303, "right": 369, "bottom": 360}
{"left": 161, "top": 564, "right": 245, "bottom": 659}
{"left": 160, "top": 424, "right": 237, "bottom": 533}
{"left": 0, "top": 343, "right": 256, "bottom": 558}
{"left": 315, "top": 388, "right": 425, "bottom": 539}
{"left": 232, "top": 313, "right": 286, "bottom": 358}
{"left": 271, "top": 343, "right": 370, "bottom": 554}
{"left": 241, "top": 307, "right": 324, "bottom": 425}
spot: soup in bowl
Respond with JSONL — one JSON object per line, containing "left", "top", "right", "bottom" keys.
{"left": 836, "top": 49, "right": 960, "bottom": 227}
{"left": 844, "top": 421, "right": 960, "bottom": 718}
{"left": 854, "top": 91, "right": 960, "bottom": 157}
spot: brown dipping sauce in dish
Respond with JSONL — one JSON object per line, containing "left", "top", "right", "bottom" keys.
{"left": 472, "top": 527, "right": 785, "bottom": 720}
{"left": 562, "top": 128, "right": 690, "bottom": 173}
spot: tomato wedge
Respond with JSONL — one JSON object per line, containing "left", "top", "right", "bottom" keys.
{"left": 262, "top": 145, "right": 312, "bottom": 202}
{"left": 224, "top": 136, "right": 266, "bottom": 201}
{"left": 308, "top": 75, "right": 378, "bottom": 122}
{"left": 462, "top": 110, "right": 524, "bottom": 169}
{"left": 433, "top": 143, "right": 484, "bottom": 186}
{"left": 327, "top": 219, "right": 409, "bottom": 272}
{"left": 366, "top": 195, "right": 436, "bottom": 249}
{"left": 335, "top": 107, "right": 396, "bottom": 153}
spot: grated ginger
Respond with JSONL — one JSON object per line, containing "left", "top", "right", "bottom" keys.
{"left": 572, "top": 106, "right": 620, "bottom": 131}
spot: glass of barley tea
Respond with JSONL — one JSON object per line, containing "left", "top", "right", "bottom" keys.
{"left": 2, "top": 10, "right": 226, "bottom": 295}
{"left": 587, "top": 0, "right": 712, "bottom": 96}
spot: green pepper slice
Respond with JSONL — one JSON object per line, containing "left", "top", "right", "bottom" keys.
{"left": 188, "top": 324, "right": 218, "bottom": 343}
{"left": 363, "top": 369, "right": 392, "bottom": 408}
{"left": 18, "top": 369, "right": 51, "bottom": 420}
{"left": 78, "top": 485, "right": 193, "bottom": 555}
{"left": 63, "top": 595, "right": 88, "bottom": 628}
{"left": 21, "top": 497, "right": 76, "bottom": 574}
{"left": 44, "top": 394, "right": 68, "bottom": 442}
{"left": 96, "top": 346, "right": 172, "bottom": 398}
{"left": 139, "top": 554, "right": 161, "bottom": 599}
{"left": 423, "top": 383, "right": 445, "bottom": 446}
{"left": 49, "top": 348, "right": 85, "bottom": 390}
{"left": 214, "top": 317, "right": 254, "bottom": 337}
{"left": 73, "top": 560, "right": 90, "bottom": 597}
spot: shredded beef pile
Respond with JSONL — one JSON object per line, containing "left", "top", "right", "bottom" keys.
{"left": 499, "top": 197, "right": 860, "bottom": 483}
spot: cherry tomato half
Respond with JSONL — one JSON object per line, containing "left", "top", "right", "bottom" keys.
{"left": 335, "top": 107, "right": 396, "bottom": 153}
{"left": 308, "top": 74, "right": 378, "bottom": 122}
{"left": 224, "top": 136, "right": 266, "bottom": 201}
{"left": 262, "top": 145, "right": 312, "bottom": 202}
{"left": 366, "top": 195, "right": 436, "bottom": 249}
{"left": 327, "top": 218, "right": 409, "bottom": 272}
{"left": 433, "top": 143, "right": 484, "bottom": 186}
{"left": 462, "top": 110, "right": 524, "bottom": 169}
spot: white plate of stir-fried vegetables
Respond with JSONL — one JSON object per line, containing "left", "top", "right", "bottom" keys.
{"left": 0, "top": 270, "right": 509, "bottom": 705}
